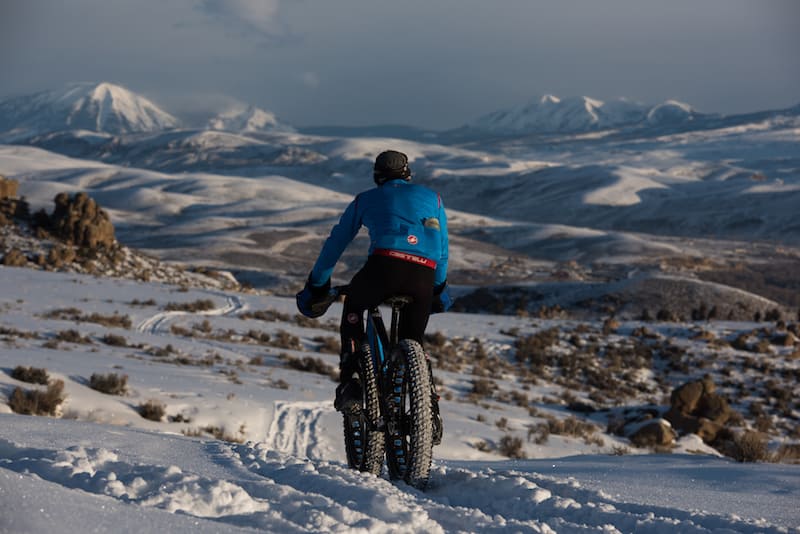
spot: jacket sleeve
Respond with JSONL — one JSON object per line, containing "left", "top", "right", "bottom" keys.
{"left": 310, "top": 197, "right": 361, "bottom": 286}
{"left": 434, "top": 195, "right": 449, "bottom": 287}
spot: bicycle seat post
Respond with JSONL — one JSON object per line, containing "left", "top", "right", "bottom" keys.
{"left": 383, "top": 296, "right": 412, "bottom": 346}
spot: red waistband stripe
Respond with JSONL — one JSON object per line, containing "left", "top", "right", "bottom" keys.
{"left": 373, "top": 248, "right": 437, "bottom": 269}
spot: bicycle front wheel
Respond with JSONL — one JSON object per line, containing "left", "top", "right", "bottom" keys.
{"left": 385, "top": 339, "right": 434, "bottom": 490}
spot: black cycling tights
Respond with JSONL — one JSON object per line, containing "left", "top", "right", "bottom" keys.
{"left": 340, "top": 254, "right": 435, "bottom": 354}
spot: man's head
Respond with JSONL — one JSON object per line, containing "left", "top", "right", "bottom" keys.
{"left": 374, "top": 150, "right": 411, "bottom": 185}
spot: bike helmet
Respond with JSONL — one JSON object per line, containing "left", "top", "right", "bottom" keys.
{"left": 373, "top": 150, "right": 411, "bottom": 185}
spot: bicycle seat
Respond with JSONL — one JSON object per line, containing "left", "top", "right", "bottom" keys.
{"left": 383, "top": 295, "right": 414, "bottom": 307}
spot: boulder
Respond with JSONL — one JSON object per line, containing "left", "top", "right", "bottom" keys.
{"left": 49, "top": 192, "right": 115, "bottom": 250}
{"left": 0, "top": 176, "right": 18, "bottom": 199}
{"left": 629, "top": 419, "right": 676, "bottom": 448}
{"left": 665, "top": 376, "right": 736, "bottom": 443}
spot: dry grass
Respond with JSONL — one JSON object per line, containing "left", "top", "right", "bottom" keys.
{"left": 41, "top": 308, "right": 132, "bottom": 329}
{"left": 138, "top": 399, "right": 166, "bottom": 421}
{"left": 498, "top": 435, "right": 526, "bottom": 459}
{"left": 8, "top": 380, "right": 65, "bottom": 416}
{"left": 11, "top": 365, "right": 49, "bottom": 385}
{"left": 101, "top": 333, "right": 128, "bottom": 347}
{"left": 89, "top": 372, "right": 128, "bottom": 395}
{"left": 281, "top": 355, "right": 337, "bottom": 380}
{"left": 55, "top": 329, "right": 93, "bottom": 344}
{"left": 165, "top": 299, "right": 215, "bottom": 312}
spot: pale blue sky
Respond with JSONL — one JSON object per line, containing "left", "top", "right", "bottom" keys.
{"left": 1, "top": 0, "right": 798, "bottom": 128}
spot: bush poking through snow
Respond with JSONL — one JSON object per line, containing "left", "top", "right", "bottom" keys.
{"left": 498, "top": 435, "right": 526, "bottom": 459}
{"left": 138, "top": 400, "right": 166, "bottom": 421}
{"left": 89, "top": 373, "right": 128, "bottom": 395}
{"left": 281, "top": 355, "right": 337, "bottom": 380}
{"left": 55, "top": 329, "right": 93, "bottom": 344}
{"left": 729, "top": 430, "right": 770, "bottom": 463}
{"left": 165, "top": 299, "right": 215, "bottom": 312}
{"left": 11, "top": 365, "right": 49, "bottom": 385}
{"left": 8, "top": 379, "right": 65, "bottom": 416}
{"left": 101, "top": 333, "right": 128, "bottom": 347}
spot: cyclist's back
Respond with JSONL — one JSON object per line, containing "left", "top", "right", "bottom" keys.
{"left": 296, "top": 149, "right": 452, "bottom": 413}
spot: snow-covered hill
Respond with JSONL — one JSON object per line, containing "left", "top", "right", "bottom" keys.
{"left": 0, "top": 83, "right": 181, "bottom": 140}
{"left": 207, "top": 104, "right": 295, "bottom": 134}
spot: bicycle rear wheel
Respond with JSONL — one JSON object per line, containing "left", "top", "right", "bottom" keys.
{"left": 384, "top": 339, "right": 434, "bottom": 489}
{"left": 343, "top": 342, "right": 384, "bottom": 475}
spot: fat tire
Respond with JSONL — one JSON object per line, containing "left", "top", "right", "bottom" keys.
{"left": 343, "top": 343, "right": 384, "bottom": 475}
{"left": 384, "top": 339, "right": 434, "bottom": 489}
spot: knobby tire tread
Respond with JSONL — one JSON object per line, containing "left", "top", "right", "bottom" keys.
{"left": 385, "top": 339, "right": 433, "bottom": 490}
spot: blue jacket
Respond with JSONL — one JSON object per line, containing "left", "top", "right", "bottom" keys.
{"left": 311, "top": 179, "right": 449, "bottom": 287}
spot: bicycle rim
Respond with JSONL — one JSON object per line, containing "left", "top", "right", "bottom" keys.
{"left": 343, "top": 342, "right": 384, "bottom": 475}
{"left": 384, "top": 339, "right": 434, "bottom": 489}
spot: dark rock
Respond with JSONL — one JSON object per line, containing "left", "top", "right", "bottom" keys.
{"left": 665, "top": 376, "right": 736, "bottom": 443}
{"left": 629, "top": 420, "right": 676, "bottom": 447}
{"left": 49, "top": 192, "right": 115, "bottom": 250}
{"left": 0, "top": 176, "right": 18, "bottom": 199}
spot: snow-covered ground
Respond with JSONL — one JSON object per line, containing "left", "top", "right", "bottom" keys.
{"left": 1, "top": 82, "right": 799, "bottom": 532}
{"left": 1, "top": 267, "right": 798, "bottom": 533}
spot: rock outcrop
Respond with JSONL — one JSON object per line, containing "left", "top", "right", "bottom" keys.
{"left": 0, "top": 175, "right": 18, "bottom": 199}
{"left": 0, "top": 176, "right": 24, "bottom": 226}
{"left": 49, "top": 192, "right": 115, "bottom": 250}
{"left": 665, "top": 376, "right": 735, "bottom": 443}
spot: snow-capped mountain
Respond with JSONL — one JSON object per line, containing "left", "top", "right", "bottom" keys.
{"left": 462, "top": 94, "right": 697, "bottom": 135}
{"left": 207, "top": 104, "right": 295, "bottom": 134}
{"left": 0, "top": 82, "right": 180, "bottom": 139}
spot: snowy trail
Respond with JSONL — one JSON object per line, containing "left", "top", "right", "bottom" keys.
{"left": 136, "top": 295, "right": 245, "bottom": 335}
{"left": 2, "top": 418, "right": 796, "bottom": 534}
{"left": 264, "top": 401, "right": 334, "bottom": 460}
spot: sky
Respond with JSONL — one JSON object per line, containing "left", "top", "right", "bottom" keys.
{"left": 1, "top": 0, "right": 799, "bottom": 129}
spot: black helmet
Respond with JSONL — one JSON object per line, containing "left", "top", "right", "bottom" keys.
{"left": 373, "top": 150, "right": 411, "bottom": 185}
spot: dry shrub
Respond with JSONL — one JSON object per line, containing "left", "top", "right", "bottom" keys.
{"left": 9, "top": 380, "right": 65, "bottom": 416}
{"left": 138, "top": 400, "right": 166, "bottom": 421}
{"left": 529, "top": 415, "right": 600, "bottom": 445}
{"left": 55, "top": 329, "right": 92, "bottom": 344}
{"left": 89, "top": 372, "right": 128, "bottom": 395}
{"left": 41, "top": 308, "right": 132, "bottom": 329}
{"left": 165, "top": 299, "right": 215, "bottom": 312}
{"left": 101, "top": 333, "right": 128, "bottom": 347}
{"left": 498, "top": 435, "right": 526, "bottom": 459}
{"left": 282, "top": 355, "right": 337, "bottom": 379}
{"left": 729, "top": 430, "right": 770, "bottom": 462}
{"left": 313, "top": 335, "right": 340, "bottom": 354}
{"left": 11, "top": 365, "right": 49, "bottom": 385}
{"left": 270, "top": 330, "right": 302, "bottom": 350}
{"left": 773, "top": 444, "right": 800, "bottom": 464}
{"left": 471, "top": 378, "right": 497, "bottom": 396}
{"left": 240, "top": 309, "right": 290, "bottom": 322}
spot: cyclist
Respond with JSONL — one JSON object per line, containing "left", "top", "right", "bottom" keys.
{"left": 296, "top": 150, "right": 451, "bottom": 416}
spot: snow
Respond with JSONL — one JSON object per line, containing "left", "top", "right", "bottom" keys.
{"left": 463, "top": 95, "right": 698, "bottom": 134}
{"left": 1, "top": 82, "right": 800, "bottom": 531}
{"left": 0, "top": 82, "right": 180, "bottom": 138}
{"left": 0, "top": 267, "right": 798, "bottom": 533}
{"left": 208, "top": 104, "right": 296, "bottom": 134}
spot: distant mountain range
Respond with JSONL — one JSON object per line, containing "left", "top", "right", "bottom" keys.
{"left": 460, "top": 95, "right": 699, "bottom": 135}
{"left": 0, "top": 82, "right": 292, "bottom": 141}
{"left": 2, "top": 82, "right": 798, "bottom": 143}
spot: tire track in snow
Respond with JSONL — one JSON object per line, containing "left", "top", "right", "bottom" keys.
{"left": 230, "top": 443, "right": 795, "bottom": 534}
{"left": 136, "top": 295, "right": 245, "bottom": 335}
{"left": 263, "top": 401, "right": 332, "bottom": 460}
